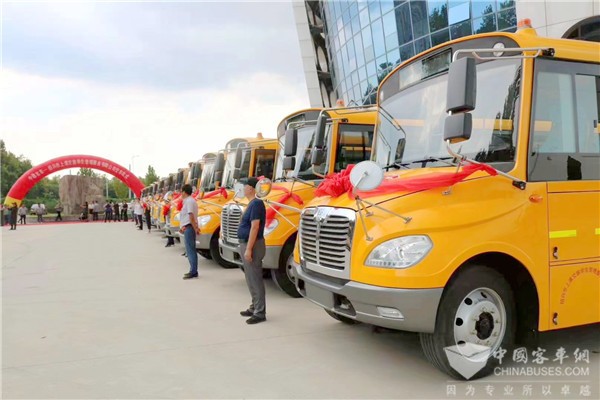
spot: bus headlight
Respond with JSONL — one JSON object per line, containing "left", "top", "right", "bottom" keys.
{"left": 365, "top": 236, "right": 432, "bottom": 269}
{"left": 198, "top": 215, "right": 211, "bottom": 227}
{"left": 264, "top": 219, "right": 279, "bottom": 236}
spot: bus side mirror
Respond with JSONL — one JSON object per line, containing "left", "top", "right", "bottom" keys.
{"left": 311, "top": 148, "right": 326, "bottom": 166}
{"left": 284, "top": 129, "right": 298, "bottom": 157}
{"left": 283, "top": 128, "right": 298, "bottom": 171}
{"left": 444, "top": 113, "right": 472, "bottom": 143}
{"left": 214, "top": 153, "right": 225, "bottom": 182}
{"left": 314, "top": 114, "right": 328, "bottom": 148}
{"left": 446, "top": 57, "right": 476, "bottom": 113}
{"left": 283, "top": 156, "right": 295, "bottom": 171}
{"left": 234, "top": 147, "right": 243, "bottom": 169}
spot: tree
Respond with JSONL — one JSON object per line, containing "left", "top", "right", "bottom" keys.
{"left": 144, "top": 165, "right": 159, "bottom": 186}
{"left": 112, "top": 177, "right": 129, "bottom": 199}
{"left": 1, "top": 139, "right": 33, "bottom": 199}
{"left": 78, "top": 168, "right": 98, "bottom": 177}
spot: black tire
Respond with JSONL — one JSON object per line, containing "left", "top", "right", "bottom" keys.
{"left": 325, "top": 310, "right": 360, "bottom": 325}
{"left": 270, "top": 242, "right": 301, "bottom": 298}
{"left": 419, "top": 265, "right": 515, "bottom": 380}
{"left": 198, "top": 249, "right": 212, "bottom": 259}
{"left": 210, "top": 233, "right": 238, "bottom": 269}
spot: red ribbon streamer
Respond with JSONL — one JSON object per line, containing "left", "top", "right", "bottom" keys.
{"left": 203, "top": 187, "right": 229, "bottom": 200}
{"left": 265, "top": 185, "right": 304, "bottom": 225}
{"left": 315, "top": 163, "right": 498, "bottom": 199}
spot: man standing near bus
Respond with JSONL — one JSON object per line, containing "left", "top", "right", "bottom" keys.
{"left": 179, "top": 184, "right": 200, "bottom": 279}
{"left": 237, "top": 177, "right": 267, "bottom": 325}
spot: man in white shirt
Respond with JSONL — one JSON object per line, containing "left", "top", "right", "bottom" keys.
{"left": 179, "top": 184, "right": 200, "bottom": 279}
{"left": 133, "top": 199, "right": 144, "bottom": 230}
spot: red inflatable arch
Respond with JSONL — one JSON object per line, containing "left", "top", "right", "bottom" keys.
{"left": 3, "top": 155, "right": 146, "bottom": 206}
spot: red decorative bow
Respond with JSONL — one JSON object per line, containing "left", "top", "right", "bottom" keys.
{"left": 314, "top": 165, "right": 355, "bottom": 198}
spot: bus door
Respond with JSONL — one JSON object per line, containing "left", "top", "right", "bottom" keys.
{"left": 528, "top": 58, "right": 600, "bottom": 329}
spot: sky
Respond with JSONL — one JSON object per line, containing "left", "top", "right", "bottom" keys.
{"left": 1, "top": 0, "right": 310, "bottom": 180}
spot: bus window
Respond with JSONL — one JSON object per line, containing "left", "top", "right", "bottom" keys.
{"left": 254, "top": 149, "right": 276, "bottom": 180}
{"left": 335, "top": 124, "right": 374, "bottom": 172}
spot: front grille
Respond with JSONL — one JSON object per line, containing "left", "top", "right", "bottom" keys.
{"left": 299, "top": 207, "right": 354, "bottom": 271}
{"left": 221, "top": 205, "right": 243, "bottom": 243}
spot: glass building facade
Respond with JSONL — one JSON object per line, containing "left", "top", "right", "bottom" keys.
{"left": 320, "top": 0, "right": 517, "bottom": 105}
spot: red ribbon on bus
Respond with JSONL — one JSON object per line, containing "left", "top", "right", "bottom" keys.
{"left": 265, "top": 185, "right": 304, "bottom": 225}
{"left": 315, "top": 163, "right": 498, "bottom": 198}
{"left": 203, "top": 187, "right": 229, "bottom": 200}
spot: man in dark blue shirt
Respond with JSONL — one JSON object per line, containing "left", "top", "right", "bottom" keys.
{"left": 237, "top": 177, "right": 267, "bottom": 324}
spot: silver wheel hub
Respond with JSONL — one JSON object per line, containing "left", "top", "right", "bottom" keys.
{"left": 454, "top": 288, "right": 506, "bottom": 353}
{"left": 285, "top": 254, "right": 295, "bottom": 283}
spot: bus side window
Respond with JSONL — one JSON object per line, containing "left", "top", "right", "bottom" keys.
{"left": 575, "top": 75, "right": 600, "bottom": 154}
{"left": 532, "top": 71, "right": 576, "bottom": 154}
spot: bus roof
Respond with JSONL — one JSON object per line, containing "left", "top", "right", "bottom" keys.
{"left": 380, "top": 26, "right": 599, "bottom": 90}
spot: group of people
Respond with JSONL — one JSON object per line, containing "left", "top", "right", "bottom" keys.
{"left": 79, "top": 200, "right": 129, "bottom": 222}
{"left": 3, "top": 202, "right": 63, "bottom": 229}
{"left": 132, "top": 198, "right": 151, "bottom": 232}
{"left": 176, "top": 178, "right": 267, "bottom": 325}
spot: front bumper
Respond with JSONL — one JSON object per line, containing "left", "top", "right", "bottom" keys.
{"left": 263, "top": 245, "right": 283, "bottom": 270}
{"left": 294, "top": 263, "right": 443, "bottom": 333}
{"left": 195, "top": 233, "right": 212, "bottom": 250}
{"left": 219, "top": 239, "right": 243, "bottom": 265}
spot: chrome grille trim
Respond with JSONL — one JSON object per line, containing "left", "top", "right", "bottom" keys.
{"left": 221, "top": 204, "right": 244, "bottom": 244}
{"left": 299, "top": 207, "right": 355, "bottom": 279}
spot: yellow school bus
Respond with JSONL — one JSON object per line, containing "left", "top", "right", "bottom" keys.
{"left": 196, "top": 135, "right": 277, "bottom": 268}
{"left": 293, "top": 23, "right": 600, "bottom": 379}
{"left": 164, "top": 165, "right": 192, "bottom": 239}
{"left": 219, "top": 108, "right": 376, "bottom": 296}
{"left": 167, "top": 158, "right": 212, "bottom": 244}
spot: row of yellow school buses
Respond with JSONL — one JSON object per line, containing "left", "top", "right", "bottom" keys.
{"left": 141, "top": 24, "right": 599, "bottom": 380}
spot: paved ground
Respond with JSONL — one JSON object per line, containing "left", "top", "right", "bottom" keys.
{"left": 2, "top": 221, "right": 599, "bottom": 399}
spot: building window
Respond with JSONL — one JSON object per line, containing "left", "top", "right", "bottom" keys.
{"left": 428, "top": 1, "right": 448, "bottom": 32}
{"left": 448, "top": 1, "right": 470, "bottom": 26}
{"left": 410, "top": 1, "right": 430, "bottom": 38}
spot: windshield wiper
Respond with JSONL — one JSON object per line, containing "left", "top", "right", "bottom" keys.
{"left": 382, "top": 161, "right": 409, "bottom": 170}
{"left": 400, "top": 156, "right": 455, "bottom": 167}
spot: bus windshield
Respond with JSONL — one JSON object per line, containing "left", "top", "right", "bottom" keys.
{"left": 374, "top": 59, "right": 521, "bottom": 170}
{"left": 221, "top": 149, "right": 238, "bottom": 189}
{"left": 200, "top": 162, "right": 216, "bottom": 192}
{"left": 274, "top": 125, "right": 326, "bottom": 181}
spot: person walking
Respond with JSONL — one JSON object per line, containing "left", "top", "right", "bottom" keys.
{"left": 104, "top": 202, "right": 112, "bottom": 222}
{"left": 122, "top": 201, "right": 128, "bottom": 222}
{"left": 36, "top": 204, "right": 44, "bottom": 223}
{"left": 237, "top": 177, "right": 267, "bottom": 325}
{"left": 18, "top": 204, "right": 27, "bottom": 224}
{"left": 133, "top": 199, "right": 144, "bottom": 230}
{"left": 113, "top": 201, "right": 120, "bottom": 222}
{"left": 55, "top": 203, "right": 63, "bottom": 221}
{"left": 143, "top": 198, "right": 152, "bottom": 233}
{"left": 9, "top": 202, "right": 18, "bottom": 230}
{"left": 179, "top": 184, "right": 199, "bottom": 279}
{"left": 80, "top": 202, "right": 89, "bottom": 221}
{"left": 93, "top": 201, "right": 100, "bottom": 221}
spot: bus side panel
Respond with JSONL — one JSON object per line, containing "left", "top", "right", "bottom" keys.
{"left": 549, "top": 261, "right": 600, "bottom": 329}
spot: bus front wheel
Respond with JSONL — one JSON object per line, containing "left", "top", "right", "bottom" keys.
{"left": 420, "top": 265, "right": 515, "bottom": 380}
{"left": 271, "top": 243, "right": 301, "bottom": 298}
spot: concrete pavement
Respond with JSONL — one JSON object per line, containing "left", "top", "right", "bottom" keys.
{"left": 2, "top": 222, "right": 598, "bottom": 399}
